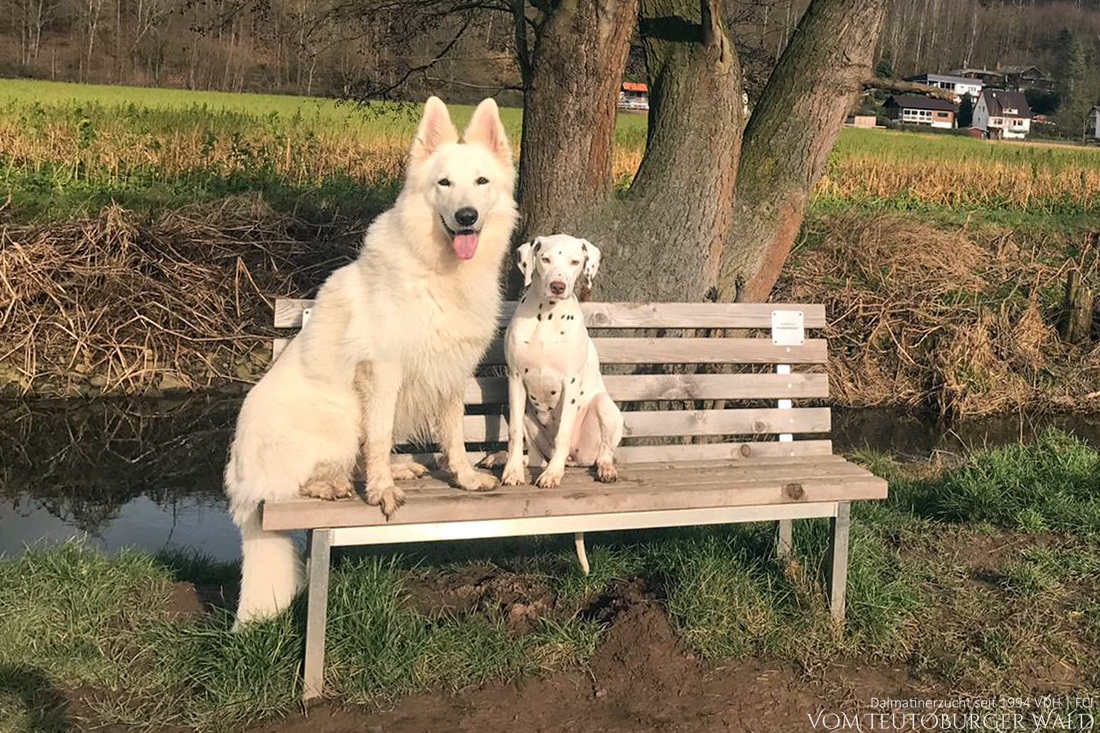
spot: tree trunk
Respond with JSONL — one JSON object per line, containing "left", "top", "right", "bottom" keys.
{"left": 603, "top": 0, "right": 743, "bottom": 301}
{"left": 717, "top": 0, "right": 886, "bottom": 301}
{"left": 515, "top": 0, "right": 885, "bottom": 304}
{"left": 516, "top": 0, "right": 638, "bottom": 237}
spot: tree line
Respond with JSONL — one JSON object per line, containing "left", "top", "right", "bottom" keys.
{"left": 3, "top": 0, "right": 1099, "bottom": 111}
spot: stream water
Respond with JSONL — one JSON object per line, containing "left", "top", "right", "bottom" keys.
{"left": 2, "top": 396, "right": 1099, "bottom": 562}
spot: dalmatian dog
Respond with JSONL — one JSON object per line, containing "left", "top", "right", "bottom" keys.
{"left": 498, "top": 234, "right": 624, "bottom": 489}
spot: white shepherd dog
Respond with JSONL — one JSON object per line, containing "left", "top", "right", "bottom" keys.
{"left": 225, "top": 97, "right": 518, "bottom": 625}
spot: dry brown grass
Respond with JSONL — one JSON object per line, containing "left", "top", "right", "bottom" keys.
{"left": 776, "top": 212, "right": 1100, "bottom": 416}
{"left": 0, "top": 196, "right": 354, "bottom": 397}
{"left": 815, "top": 157, "right": 1100, "bottom": 214}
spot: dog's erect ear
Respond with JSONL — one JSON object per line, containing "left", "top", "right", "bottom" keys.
{"left": 516, "top": 240, "right": 536, "bottom": 288}
{"left": 463, "top": 98, "right": 512, "bottom": 167}
{"left": 581, "top": 240, "right": 602, "bottom": 289}
{"left": 410, "top": 96, "right": 458, "bottom": 164}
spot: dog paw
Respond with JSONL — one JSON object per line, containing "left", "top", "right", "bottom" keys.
{"left": 534, "top": 468, "right": 564, "bottom": 489}
{"left": 596, "top": 462, "right": 618, "bottom": 483}
{"left": 390, "top": 460, "right": 429, "bottom": 481}
{"left": 455, "top": 468, "right": 499, "bottom": 492}
{"left": 300, "top": 473, "right": 355, "bottom": 500}
{"left": 501, "top": 463, "right": 527, "bottom": 486}
{"left": 366, "top": 481, "right": 405, "bottom": 518}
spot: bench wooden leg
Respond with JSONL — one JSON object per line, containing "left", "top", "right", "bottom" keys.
{"left": 826, "top": 502, "right": 850, "bottom": 624}
{"left": 776, "top": 519, "right": 793, "bottom": 559}
{"left": 303, "top": 528, "right": 333, "bottom": 702}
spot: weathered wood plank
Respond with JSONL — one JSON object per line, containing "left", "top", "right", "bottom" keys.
{"left": 400, "top": 439, "right": 834, "bottom": 466}
{"left": 481, "top": 338, "right": 827, "bottom": 365}
{"left": 275, "top": 337, "right": 828, "bottom": 366}
{"left": 461, "top": 407, "right": 830, "bottom": 442}
{"left": 464, "top": 372, "right": 829, "bottom": 404}
{"left": 274, "top": 299, "right": 828, "bottom": 329}
{"left": 262, "top": 465, "right": 887, "bottom": 531}
{"left": 615, "top": 440, "right": 833, "bottom": 462}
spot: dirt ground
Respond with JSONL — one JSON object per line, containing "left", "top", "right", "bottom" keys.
{"left": 236, "top": 582, "right": 930, "bottom": 733}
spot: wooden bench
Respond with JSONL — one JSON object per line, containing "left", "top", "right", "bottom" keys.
{"left": 265, "top": 299, "right": 888, "bottom": 700}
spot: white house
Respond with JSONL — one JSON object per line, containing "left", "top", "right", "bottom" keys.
{"left": 1091, "top": 106, "right": 1100, "bottom": 141}
{"left": 973, "top": 89, "right": 1032, "bottom": 139}
{"left": 906, "top": 73, "right": 983, "bottom": 103}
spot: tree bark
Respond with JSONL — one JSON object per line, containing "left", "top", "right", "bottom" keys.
{"left": 516, "top": 0, "right": 638, "bottom": 237}
{"left": 718, "top": 0, "right": 886, "bottom": 302}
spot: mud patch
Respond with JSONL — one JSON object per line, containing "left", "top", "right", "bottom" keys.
{"left": 243, "top": 593, "right": 938, "bottom": 733}
{"left": 404, "top": 564, "right": 555, "bottom": 634}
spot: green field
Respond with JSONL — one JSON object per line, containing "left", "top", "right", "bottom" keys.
{"left": 0, "top": 79, "right": 1096, "bottom": 223}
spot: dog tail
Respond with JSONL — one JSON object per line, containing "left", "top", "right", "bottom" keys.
{"left": 233, "top": 502, "right": 303, "bottom": 629}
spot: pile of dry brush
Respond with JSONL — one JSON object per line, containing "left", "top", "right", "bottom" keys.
{"left": 776, "top": 212, "right": 1100, "bottom": 416}
{"left": 3, "top": 200, "right": 1098, "bottom": 416}
{"left": 0, "top": 196, "right": 357, "bottom": 397}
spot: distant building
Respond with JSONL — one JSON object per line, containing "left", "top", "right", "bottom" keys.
{"left": 1090, "top": 107, "right": 1100, "bottom": 141}
{"left": 905, "top": 73, "right": 982, "bottom": 102}
{"left": 883, "top": 95, "right": 957, "bottom": 129}
{"left": 973, "top": 89, "right": 1032, "bottom": 139}
{"left": 618, "top": 82, "right": 649, "bottom": 113}
{"left": 1000, "top": 65, "right": 1054, "bottom": 92}
{"left": 951, "top": 66, "right": 1054, "bottom": 93}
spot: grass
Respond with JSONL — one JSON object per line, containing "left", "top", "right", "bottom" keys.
{"left": 3, "top": 429, "right": 1099, "bottom": 731}
{"left": 1, "top": 80, "right": 1097, "bottom": 224}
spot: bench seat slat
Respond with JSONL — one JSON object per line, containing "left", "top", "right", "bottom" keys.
{"left": 262, "top": 460, "right": 886, "bottom": 531}
{"left": 461, "top": 407, "right": 830, "bottom": 442}
{"left": 274, "top": 299, "right": 827, "bottom": 330}
{"left": 463, "top": 372, "right": 829, "bottom": 404}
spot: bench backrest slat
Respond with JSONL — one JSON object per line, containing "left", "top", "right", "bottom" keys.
{"left": 270, "top": 299, "right": 831, "bottom": 462}
{"left": 462, "top": 373, "right": 829, "bottom": 404}
{"left": 273, "top": 336, "right": 828, "bottom": 365}
{"left": 274, "top": 299, "right": 827, "bottom": 330}
{"left": 461, "top": 407, "right": 830, "bottom": 442}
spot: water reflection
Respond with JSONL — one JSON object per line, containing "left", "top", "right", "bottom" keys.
{"left": 2, "top": 397, "right": 1098, "bottom": 561}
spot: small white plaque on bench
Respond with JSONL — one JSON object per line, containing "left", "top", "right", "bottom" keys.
{"left": 771, "top": 310, "right": 804, "bottom": 346}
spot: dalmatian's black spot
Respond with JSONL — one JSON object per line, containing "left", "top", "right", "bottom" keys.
{"left": 560, "top": 331, "right": 565, "bottom": 335}
{"left": 571, "top": 398, "right": 576, "bottom": 405}
{"left": 547, "top": 313, "right": 553, "bottom": 320}
{"left": 537, "top": 314, "right": 541, "bottom": 321}
{"left": 571, "top": 378, "right": 576, "bottom": 383}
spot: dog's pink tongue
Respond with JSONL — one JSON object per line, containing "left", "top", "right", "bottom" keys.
{"left": 453, "top": 232, "right": 479, "bottom": 260}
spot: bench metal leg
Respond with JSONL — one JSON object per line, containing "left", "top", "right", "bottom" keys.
{"left": 826, "top": 502, "right": 850, "bottom": 623}
{"left": 776, "top": 519, "right": 793, "bottom": 559}
{"left": 303, "top": 528, "right": 333, "bottom": 702}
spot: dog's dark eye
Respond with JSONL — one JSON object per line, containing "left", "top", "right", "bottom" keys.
{"left": 570, "top": 260, "right": 581, "bottom": 266}
{"left": 476, "top": 177, "right": 489, "bottom": 185}
{"left": 438, "top": 178, "right": 451, "bottom": 187}
{"left": 541, "top": 257, "right": 551, "bottom": 264}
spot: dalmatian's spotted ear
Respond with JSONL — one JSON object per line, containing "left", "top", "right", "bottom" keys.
{"left": 516, "top": 239, "right": 538, "bottom": 288}
{"left": 580, "top": 240, "right": 602, "bottom": 289}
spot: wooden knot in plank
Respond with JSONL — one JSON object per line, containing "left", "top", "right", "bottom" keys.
{"left": 784, "top": 482, "right": 805, "bottom": 500}
{"left": 739, "top": 444, "right": 752, "bottom": 458}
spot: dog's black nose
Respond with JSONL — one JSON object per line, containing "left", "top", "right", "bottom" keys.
{"left": 550, "top": 281, "right": 566, "bottom": 295}
{"left": 454, "top": 207, "right": 478, "bottom": 228}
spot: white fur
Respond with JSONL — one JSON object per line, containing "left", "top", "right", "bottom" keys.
{"left": 225, "top": 97, "right": 518, "bottom": 625}
{"left": 499, "top": 234, "right": 624, "bottom": 488}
